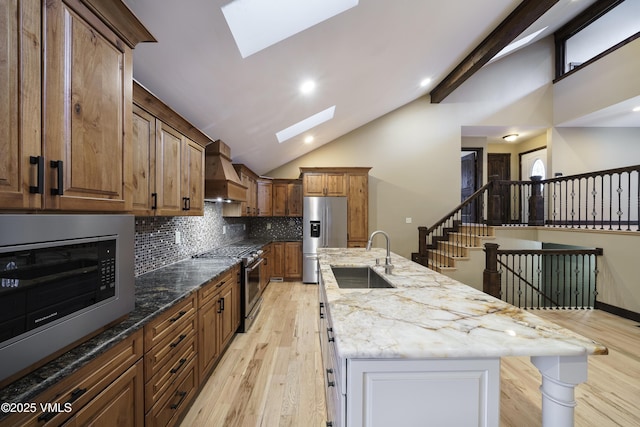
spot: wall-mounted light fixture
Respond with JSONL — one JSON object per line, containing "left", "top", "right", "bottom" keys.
{"left": 502, "top": 134, "right": 519, "bottom": 142}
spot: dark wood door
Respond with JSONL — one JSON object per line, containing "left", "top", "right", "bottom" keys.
{"left": 461, "top": 152, "right": 477, "bottom": 223}
{"left": 488, "top": 153, "right": 511, "bottom": 223}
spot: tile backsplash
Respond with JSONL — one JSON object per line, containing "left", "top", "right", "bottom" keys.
{"left": 134, "top": 202, "right": 303, "bottom": 276}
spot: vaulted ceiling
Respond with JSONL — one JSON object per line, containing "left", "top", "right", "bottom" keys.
{"left": 124, "top": 0, "right": 599, "bottom": 175}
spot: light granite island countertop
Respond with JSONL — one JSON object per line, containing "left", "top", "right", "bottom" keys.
{"left": 317, "top": 247, "right": 607, "bottom": 427}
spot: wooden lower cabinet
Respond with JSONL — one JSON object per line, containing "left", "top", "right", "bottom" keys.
{"left": 269, "top": 241, "right": 302, "bottom": 281}
{"left": 198, "top": 266, "right": 241, "bottom": 384}
{"left": 64, "top": 360, "right": 144, "bottom": 427}
{"left": 2, "top": 330, "right": 144, "bottom": 427}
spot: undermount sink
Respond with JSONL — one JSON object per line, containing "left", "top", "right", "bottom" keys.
{"left": 331, "top": 266, "right": 395, "bottom": 289}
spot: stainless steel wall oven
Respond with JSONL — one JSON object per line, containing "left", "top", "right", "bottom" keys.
{"left": 0, "top": 215, "right": 134, "bottom": 382}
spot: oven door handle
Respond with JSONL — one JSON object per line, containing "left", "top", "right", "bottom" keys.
{"left": 246, "top": 257, "right": 264, "bottom": 272}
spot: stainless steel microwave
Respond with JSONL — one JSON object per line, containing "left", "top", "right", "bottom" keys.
{"left": 0, "top": 215, "right": 134, "bottom": 382}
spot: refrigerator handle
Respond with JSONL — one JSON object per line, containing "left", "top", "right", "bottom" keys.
{"left": 324, "top": 203, "right": 329, "bottom": 247}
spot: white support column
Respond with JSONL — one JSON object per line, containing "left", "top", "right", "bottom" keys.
{"left": 531, "top": 355, "right": 588, "bottom": 427}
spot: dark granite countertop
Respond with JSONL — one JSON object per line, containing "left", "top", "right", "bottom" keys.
{"left": 0, "top": 239, "right": 275, "bottom": 406}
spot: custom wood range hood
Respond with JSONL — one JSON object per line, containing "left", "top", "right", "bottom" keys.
{"left": 204, "top": 140, "right": 247, "bottom": 202}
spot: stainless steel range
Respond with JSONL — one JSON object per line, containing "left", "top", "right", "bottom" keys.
{"left": 193, "top": 245, "right": 263, "bottom": 332}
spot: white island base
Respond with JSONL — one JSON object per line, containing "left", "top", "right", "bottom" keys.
{"left": 335, "top": 355, "right": 588, "bottom": 427}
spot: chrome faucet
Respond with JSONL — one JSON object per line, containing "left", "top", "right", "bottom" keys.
{"left": 366, "top": 230, "right": 394, "bottom": 274}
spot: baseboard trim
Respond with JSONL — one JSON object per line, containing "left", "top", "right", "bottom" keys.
{"left": 595, "top": 301, "right": 640, "bottom": 322}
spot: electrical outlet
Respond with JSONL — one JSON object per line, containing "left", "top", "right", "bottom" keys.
{"left": 266, "top": 223, "right": 271, "bottom": 230}
{"left": 243, "top": 224, "right": 246, "bottom": 230}
{"left": 175, "top": 231, "right": 182, "bottom": 244}
{"left": 222, "top": 226, "right": 226, "bottom": 234}
{"left": 405, "top": 217, "right": 412, "bottom": 224}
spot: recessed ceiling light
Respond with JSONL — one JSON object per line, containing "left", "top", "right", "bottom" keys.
{"left": 633, "top": 106, "right": 640, "bottom": 112}
{"left": 419, "top": 78, "right": 431, "bottom": 87}
{"left": 300, "top": 80, "right": 316, "bottom": 94}
{"left": 304, "top": 135, "right": 314, "bottom": 144}
{"left": 222, "top": 0, "right": 359, "bottom": 58}
{"left": 503, "top": 134, "right": 519, "bottom": 142}
{"left": 276, "top": 106, "right": 336, "bottom": 143}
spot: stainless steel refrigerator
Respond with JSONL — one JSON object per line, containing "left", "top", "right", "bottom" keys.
{"left": 303, "top": 196, "right": 348, "bottom": 283}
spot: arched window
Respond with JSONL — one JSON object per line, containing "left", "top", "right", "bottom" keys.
{"left": 531, "top": 158, "right": 545, "bottom": 179}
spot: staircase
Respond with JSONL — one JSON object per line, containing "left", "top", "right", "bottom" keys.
{"left": 424, "top": 224, "right": 495, "bottom": 273}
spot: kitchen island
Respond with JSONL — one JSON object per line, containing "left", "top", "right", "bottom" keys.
{"left": 317, "top": 248, "right": 607, "bottom": 427}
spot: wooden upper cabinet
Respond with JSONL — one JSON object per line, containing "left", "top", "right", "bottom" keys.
{"left": 156, "top": 123, "right": 184, "bottom": 216}
{"left": 131, "top": 105, "right": 157, "bottom": 215}
{"left": 257, "top": 179, "right": 273, "bottom": 216}
{"left": 0, "top": 0, "right": 154, "bottom": 212}
{"left": 273, "top": 179, "right": 303, "bottom": 217}
{"left": 44, "top": 0, "right": 131, "bottom": 211}
{"left": 0, "top": 0, "right": 41, "bottom": 210}
{"left": 301, "top": 170, "right": 346, "bottom": 196}
{"left": 184, "top": 139, "right": 205, "bottom": 215}
{"left": 347, "top": 172, "right": 369, "bottom": 245}
{"left": 133, "top": 81, "right": 209, "bottom": 216}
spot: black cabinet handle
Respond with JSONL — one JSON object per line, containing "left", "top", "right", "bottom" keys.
{"left": 50, "top": 160, "right": 63, "bottom": 195}
{"left": 217, "top": 298, "right": 223, "bottom": 314}
{"left": 187, "top": 197, "right": 191, "bottom": 210}
{"left": 220, "top": 297, "right": 225, "bottom": 312}
{"left": 29, "top": 156, "right": 44, "bottom": 194}
{"left": 169, "top": 310, "right": 187, "bottom": 322}
{"left": 169, "top": 334, "right": 187, "bottom": 348}
{"left": 170, "top": 358, "right": 187, "bottom": 374}
{"left": 170, "top": 390, "right": 188, "bottom": 410}
{"left": 327, "top": 327, "right": 334, "bottom": 342}
{"left": 182, "top": 197, "right": 188, "bottom": 210}
{"left": 326, "top": 368, "right": 335, "bottom": 387}
{"left": 151, "top": 192, "right": 158, "bottom": 210}
{"left": 319, "top": 302, "right": 325, "bottom": 319}
{"left": 36, "top": 387, "right": 86, "bottom": 422}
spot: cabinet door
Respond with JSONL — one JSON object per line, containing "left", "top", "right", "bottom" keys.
{"left": 257, "top": 180, "right": 272, "bottom": 216}
{"left": 284, "top": 241, "right": 302, "bottom": 280}
{"left": 325, "top": 173, "right": 346, "bottom": 196}
{"left": 219, "top": 283, "right": 235, "bottom": 349}
{"left": 44, "top": 0, "right": 132, "bottom": 211}
{"left": 271, "top": 242, "right": 284, "bottom": 278}
{"left": 0, "top": 0, "right": 41, "bottom": 209}
{"left": 198, "top": 296, "right": 220, "bottom": 381}
{"left": 303, "top": 173, "right": 325, "bottom": 196}
{"left": 65, "top": 361, "right": 144, "bottom": 427}
{"left": 287, "top": 182, "right": 303, "bottom": 216}
{"left": 272, "top": 182, "right": 288, "bottom": 216}
{"left": 183, "top": 139, "right": 204, "bottom": 215}
{"left": 347, "top": 173, "right": 369, "bottom": 244}
{"left": 132, "top": 106, "right": 157, "bottom": 215}
{"left": 156, "top": 123, "right": 184, "bottom": 215}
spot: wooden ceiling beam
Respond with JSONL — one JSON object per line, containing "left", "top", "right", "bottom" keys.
{"left": 429, "top": 0, "right": 559, "bottom": 104}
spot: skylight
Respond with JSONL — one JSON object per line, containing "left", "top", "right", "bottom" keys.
{"left": 276, "top": 106, "right": 336, "bottom": 143}
{"left": 222, "top": 0, "right": 359, "bottom": 58}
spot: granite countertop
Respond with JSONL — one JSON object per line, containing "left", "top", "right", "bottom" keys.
{"left": 0, "top": 239, "right": 270, "bottom": 405}
{"left": 318, "top": 248, "right": 609, "bottom": 360}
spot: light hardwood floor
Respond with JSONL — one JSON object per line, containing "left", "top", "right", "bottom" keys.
{"left": 182, "top": 281, "right": 640, "bottom": 427}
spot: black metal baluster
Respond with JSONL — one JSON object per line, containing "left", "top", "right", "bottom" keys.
{"left": 627, "top": 171, "right": 631, "bottom": 231}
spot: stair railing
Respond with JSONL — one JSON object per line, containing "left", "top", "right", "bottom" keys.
{"left": 483, "top": 243, "right": 603, "bottom": 309}
{"left": 416, "top": 182, "right": 493, "bottom": 270}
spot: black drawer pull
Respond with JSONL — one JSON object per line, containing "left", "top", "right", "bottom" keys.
{"left": 326, "top": 368, "right": 335, "bottom": 387}
{"left": 327, "top": 422, "right": 334, "bottom": 427}
{"left": 170, "top": 358, "right": 187, "bottom": 374}
{"left": 216, "top": 280, "right": 226, "bottom": 288}
{"left": 170, "top": 334, "right": 187, "bottom": 348}
{"left": 170, "top": 390, "right": 188, "bottom": 410}
{"left": 169, "top": 310, "right": 187, "bottom": 322}
{"left": 29, "top": 156, "right": 44, "bottom": 194}
{"left": 37, "top": 411, "right": 56, "bottom": 423}
{"left": 50, "top": 160, "right": 63, "bottom": 196}
{"left": 326, "top": 327, "right": 335, "bottom": 342}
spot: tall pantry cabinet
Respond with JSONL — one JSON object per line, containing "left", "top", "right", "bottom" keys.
{"left": 0, "top": 0, "right": 155, "bottom": 212}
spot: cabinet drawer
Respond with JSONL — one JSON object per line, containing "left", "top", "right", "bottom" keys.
{"left": 145, "top": 330, "right": 197, "bottom": 410}
{"left": 4, "top": 330, "right": 143, "bottom": 427}
{"left": 144, "top": 315, "right": 197, "bottom": 381}
{"left": 144, "top": 296, "right": 196, "bottom": 351}
{"left": 198, "top": 269, "right": 234, "bottom": 308}
{"left": 145, "top": 356, "right": 197, "bottom": 427}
